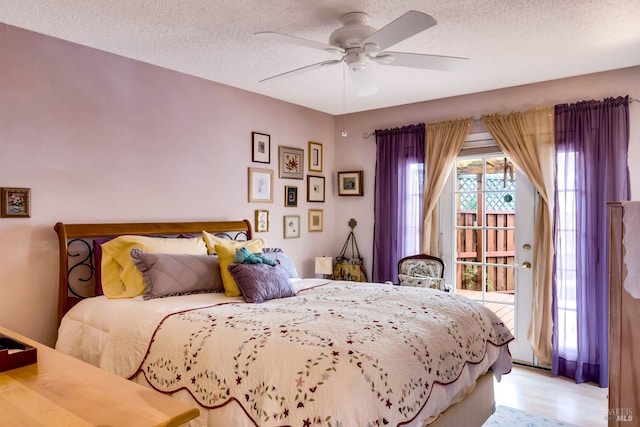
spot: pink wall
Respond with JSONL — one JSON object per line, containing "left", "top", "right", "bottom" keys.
{"left": 333, "top": 67, "right": 640, "bottom": 279}
{"left": 0, "top": 24, "right": 336, "bottom": 346}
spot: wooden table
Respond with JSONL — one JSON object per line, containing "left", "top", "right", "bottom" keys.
{"left": 0, "top": 326, "right": 199, "bottom": 426}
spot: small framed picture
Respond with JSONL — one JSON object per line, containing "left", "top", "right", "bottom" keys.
{"left": 307, "top": 175, "right": 325, "bottom": 202}
{"left": 285, "top": 186, "right": 298, "bottom": 207}
{"left": 308, "top": 209, "right": 323, "bottom": 232}
{"left": 252, "top": 132, "right": 270, "bottom": 164}
{"left": 278, "top": 146, "right": 304, "bottom": 179}
{"left": 1, "top": 187, "right": 31, "bottom": 218}
{"left": 337, "top": 171, "right": 364, "bottom": 196}
{"left": 248, "top": 167, "right": 274, "bottom": 203}
{"left": 283, "top": 215, "right": 300, "bottom": 239}
{"left": 255, "top": 210, "right": 269, "bottom": 233}
{"left": 308, "top": 141, "right": 323, "bottom": 172}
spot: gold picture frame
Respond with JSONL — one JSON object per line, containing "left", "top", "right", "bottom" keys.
{"left": 247, "top": 167, "right": 274, "bottom": 203}
{"left": 285, "top": 186, "right": 298, "bottom": 207}
{"left": 308, "top": 209, "right": 323, "bottom": 232}
{"left": 1, "top": 187, "right": 31, "bottom": 218}
{"left": 308, "top": 141, "right": 323, "bottom": 172}
{"left": 255, "top": 210, "right": 269, "bottom": 232}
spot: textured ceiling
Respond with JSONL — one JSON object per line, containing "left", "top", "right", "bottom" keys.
{"left": 1, "top": 0, "right": 639, "bottom": 115}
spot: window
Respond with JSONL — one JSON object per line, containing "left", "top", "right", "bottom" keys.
{"left": 554, "top": 151, "right": 578, "bottom": 351}
{"left": 404, "top": 163, "right": 424, "bottom": 256}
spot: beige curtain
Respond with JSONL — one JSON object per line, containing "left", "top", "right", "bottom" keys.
{"left": 421, "top": 118, "right": 473, "bottom": 255}
{"left": 482, "top": 107, "right": 555, "bottom": 364}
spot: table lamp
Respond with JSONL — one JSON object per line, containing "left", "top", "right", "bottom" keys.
{"left": 314, "top": 256, "right": 333, "bottom": 279}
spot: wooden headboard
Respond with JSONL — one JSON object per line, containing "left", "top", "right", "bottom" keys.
{"left": 54, "top": 219, "right": 253, "bottom": 325}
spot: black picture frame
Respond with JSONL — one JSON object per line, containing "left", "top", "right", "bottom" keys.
{"left": 307, "top": 175, "right": 325, "bottom": 202}
{"left": 337, "top": 171, "right": 363, "bottom": 196}
{"left": 252, "top": 132, "right": 271, "bottom": 164}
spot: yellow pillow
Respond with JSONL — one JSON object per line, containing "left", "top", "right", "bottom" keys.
{"left": 214, "top": 240, "right": 265, "bottom": 297}
{"left": 101, "top": 235, "right": 207, "bottom": 298}
{"left": 202, "top": 230, "right": 265, "bottom": 255}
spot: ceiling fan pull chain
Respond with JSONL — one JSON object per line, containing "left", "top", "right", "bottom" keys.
{"left": 342, "top": 63, "right": 348, "bottom": 137}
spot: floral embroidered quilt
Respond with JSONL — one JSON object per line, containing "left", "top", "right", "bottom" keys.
{"left": 99, "top": 280, "right": 513, "bottom": 426}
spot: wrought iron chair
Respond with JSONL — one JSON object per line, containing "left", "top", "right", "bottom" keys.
{"left": 397, "top": 254, "right": 446, "bottom": 291}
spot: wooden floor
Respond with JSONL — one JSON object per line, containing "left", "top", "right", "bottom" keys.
{"left": 457, "top": 289, "right": 515, "bottom": 332}
{"left": 494, "top": 364, "right": 609, "bottom": 427}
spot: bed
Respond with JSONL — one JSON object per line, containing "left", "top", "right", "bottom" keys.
{"left": 54, "top": 219, "right": 514, "bottom": 427}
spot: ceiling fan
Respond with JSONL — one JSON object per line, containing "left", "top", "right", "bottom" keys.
{"left": 255, "top": 10, "right": 468, "bottom": 97}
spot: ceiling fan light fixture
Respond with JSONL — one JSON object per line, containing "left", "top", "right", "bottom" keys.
{"left": 345, "top": 51, "right": 368, "bottom": 71}
{"left": 349, "top": 62, "right": 367, "bottom": 71}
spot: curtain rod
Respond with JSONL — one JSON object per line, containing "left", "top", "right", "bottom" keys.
{"left": 362, "top": 117, "right": 483, "bottom": 139}
{"left": 362, "top": 96, "right": 638, "bottom": 140}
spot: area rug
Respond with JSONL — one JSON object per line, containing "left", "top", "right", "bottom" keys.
{"left": 482, "top": 405, "right": 580, "bottom": 427}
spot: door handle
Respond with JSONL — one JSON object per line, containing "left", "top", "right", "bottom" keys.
{"left": 521, "top": 261, "right": 532, "bottom": 270}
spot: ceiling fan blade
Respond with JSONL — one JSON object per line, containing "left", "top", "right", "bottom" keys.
{"left": 373, "top": 51, "right": 468, "bottom": 72}
{"left": 349, "top": 65, "right": 378, "bottom": 97}
{"left": 255, "top": 31, "right": 345, "bottom": 55}
{"left": 361, "top": 11, "right": 437, "bottom": 52}
{"left": 259, "top": 59, "right": 342, "bottom": 82}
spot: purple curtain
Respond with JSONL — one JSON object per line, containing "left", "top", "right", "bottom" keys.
{"left": 552, "top": 96, "right": 630, "bottom": 386}
{"left": 372, "top": 124, "right": 425, "bottom": 283}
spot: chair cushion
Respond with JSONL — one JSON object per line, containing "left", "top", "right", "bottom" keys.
{"left": 399, "top": 259, "right": 443, "bottom": 278}
{"left": 398, "top": 274, "right": 445, "bottom": 290}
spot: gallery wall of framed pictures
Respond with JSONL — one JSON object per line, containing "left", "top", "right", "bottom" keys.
{"left": 249, "top": 131, "right": 331, "bottom": 237}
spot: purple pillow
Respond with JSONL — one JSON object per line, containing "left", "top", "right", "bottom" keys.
{"left": 131, "top": 250, "right": 223, "bottom": 300}
{"left": 228, "top": 263, "right": 296, "bottom": 303}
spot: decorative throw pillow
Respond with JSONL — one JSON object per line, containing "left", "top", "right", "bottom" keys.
{"left": 93, "top": 234, "right": 196, "bottom": 296}
{"left": 202, "top": 230, "right": 266, "bottom": 255}
{"left": 101, "top": 235, "right": 207, "bottom": 299}
{"left": 131, "top": 249, "right": 223, "bottom": 300}
{"left": 214, "top": 240, "right": 265, "bottom": 297}
{"left": 228, "top": 263, "right": 296, "bottom": 303}
{"left": 261, "top": 248, "right": 300, "bottom": 279}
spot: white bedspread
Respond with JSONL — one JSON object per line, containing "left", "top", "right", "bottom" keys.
{"left": 58, "top": 279, "right": 513, "bottom": 426}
